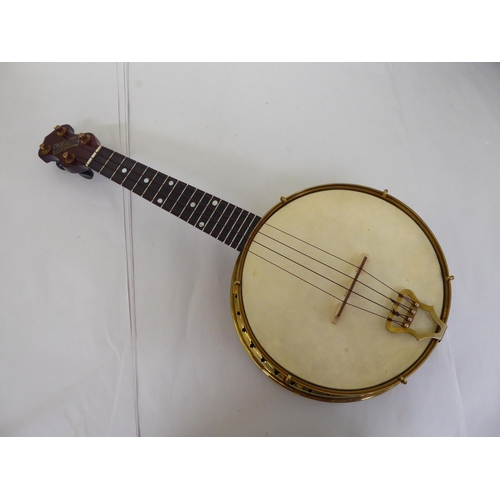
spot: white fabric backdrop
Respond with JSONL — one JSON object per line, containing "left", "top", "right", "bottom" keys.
{"left": 1, "top": 62, "right": 498, "bottom": 436}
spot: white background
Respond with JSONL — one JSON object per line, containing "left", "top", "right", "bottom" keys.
{"left": 1, "top": 62, "right": 499, "bottom": 438}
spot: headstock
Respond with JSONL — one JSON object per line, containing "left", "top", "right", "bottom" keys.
{"left": 39, "top": 124, "right": 101, "bottom": 179}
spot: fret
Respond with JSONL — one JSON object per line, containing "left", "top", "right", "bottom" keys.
{"left": 141, "top": 171, "right": 165, "bottom": 202}
{"left": 197, "top": 197, "right": 221, "bottom": 232}
{"left": 130, "top": 165, "right": 151, "bottom": 194}
{"left": 93, "top": 148, "right": 260, "bottom": 252}
{"left": 177, "top": 186, "right": 199, "bottom": 219}
{"left": 211, "top": 204, "right": 237, "bottom": 240}
{"left": 234, "top": 214, "right": 260, "bottom": 252}
{"left": 109, "top": 156, "right": 127, "bottom": 181}
{"left": 90, "top": 147, "right": 114, "bottom": 176}
{"left": 192, "top": 195, "right": 216, "bottom": 230}
{"left": 124, "top": 164, "right": 149, "bottom": 191}
{"left": 187, "top": 192, "right": 214, "bottom": 225}
{"left": 204, "top": 200, "right": 229, "bottom": 234}
{"left": 157, "top": 178, "right": 179, "bottom": 209}
{"left": 227, "top": 212, "right": 254, "bottom": 249}
{"left": 170, "top": 184, "right": 191, "bottom": 217}
{"left": 159, "top": 180, "right": 182, "bottom": 212}
{"left": 102, "top": 155, "right": 136, "bottom": 186}
{"left": 130, "top": 166, "right": 158, "bottom": 197}
{"left": 151, "top": 175, "right": 170, "bottom": 205}
{"left": 98, "top": 151, "right": 115, "bottom": 174}
{"left": 220, "top": 207, "right": 245, "bottom": 244}
{"left": 179, "top": 189, "right": 206, "bottom": 223}
{"left": 120, "top": 163, "right": 135, "bottom": 186}
{"left": 119, "top": 162, "right": 138, "bottom": 187}
{"left": 94, "top": 148, "right": 123, "bottom": 180}
{"left": 94, "top": 148, "right": 126, "bottom": 182}
{"left": 224, "top": 210, "right": 251, "bottom": 247}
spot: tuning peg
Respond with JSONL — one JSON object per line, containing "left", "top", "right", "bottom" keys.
{"left": 79, "top": 133, "right": 91, "bottom": 144}
{"left": 39, "top": 143, "right": 51, "bottom": 154}
{"left": 62, "top": 152, "right": 75, "bottom": 164}
{"left": 79, "top": 169, "right": 94, "bottom": 180}
{"left": 54, "top": 125, "right": 67, "bottom": 136}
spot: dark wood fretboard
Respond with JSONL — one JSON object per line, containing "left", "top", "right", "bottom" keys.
{"left": 86, "top": 146, "right": 260, "bottom": 252}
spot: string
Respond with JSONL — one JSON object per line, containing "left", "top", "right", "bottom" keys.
{"left": 71, "top": 142, "right": 414, "bottom": 323}
{"left": 248, "top": 250, "right": 408, "bottom": 326}
{"left": 257, "top": 229, "right": 418, "bottom": 318}
{"left": 259, "top": 230, "right": 394, "bottom": 303}
{"left": 252, "top": 239, "right": 399, "bottom": 316}
{"left": 73, "top": 145, "right": 260, "bottom": 250}
{"left": 266, "top": 222, "right": 414, "bottom": 305}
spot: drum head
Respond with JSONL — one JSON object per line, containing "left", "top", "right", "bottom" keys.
{"left": 231, "top": 185, "right": 451, "bottom": 401}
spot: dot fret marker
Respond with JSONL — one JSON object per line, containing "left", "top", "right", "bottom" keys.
{"left": 91, "top": 146, "right": 261, "bottom": 254}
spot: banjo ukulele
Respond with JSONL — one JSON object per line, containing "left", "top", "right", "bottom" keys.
{"left": 39, "top": 125, "right": 453, "bottom": 402}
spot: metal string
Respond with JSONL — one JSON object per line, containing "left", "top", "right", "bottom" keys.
{"left": 70, "top": 144, "right": 415, "bottom": 323}
{"left": 259, "top": 230, "right": 394, "bottom": 302}
{"left": 266, "top": 222, "right": 415, "bottom": 305}
{"left": 252, "top": 239, "right": 404, "bottom": 318}
{"left": 248, "top": 250, "right": 408, "bottom": 326}
{"left": 248, "top": 250, "right": 388, "bottom": 319}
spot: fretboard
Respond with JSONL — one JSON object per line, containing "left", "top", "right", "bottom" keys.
{"left": 86, "top": 146, "right": 261, "bottom": 252}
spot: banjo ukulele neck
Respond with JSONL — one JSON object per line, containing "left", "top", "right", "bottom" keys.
{"left": 86, "top": 145, "right": 261, "bottom": 252}
{"left": 39, "top": 125, "right": 261, "bottom": 253}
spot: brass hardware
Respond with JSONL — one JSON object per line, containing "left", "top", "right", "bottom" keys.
{"left": 280, "top": 196, "right": 287, "bottom": 203}
{"left": 39, "top": 143, "right": 51, "bottom": 154}
{"left": 231, "top": 184, "right": 452, "bottom": 402}
{"left": 399, "top": 376, "right": 407, "bottom": 385}
{"left": 62, "top": 151, "right": 75, "bottom": 164}
{"left": 232, "top": 280, "right": 241, "bottom": 294}
{"left": 79, "top": 133, "right": 90, "bottom": 144}
{"left": 446, "top": 276, "right": 455, "bottom": 281}
{"left": 386, "top": 288, "right": 447, "bottom": 341}
{"left": 382, "top": 189, "right": 388, "bottom": 198}
{"left": 54, "top": 125, "right": 67, "bottom": 136}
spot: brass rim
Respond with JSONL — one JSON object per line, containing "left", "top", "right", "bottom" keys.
{"left": 231, "top": 184, "right": 452, "bottom": 402}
